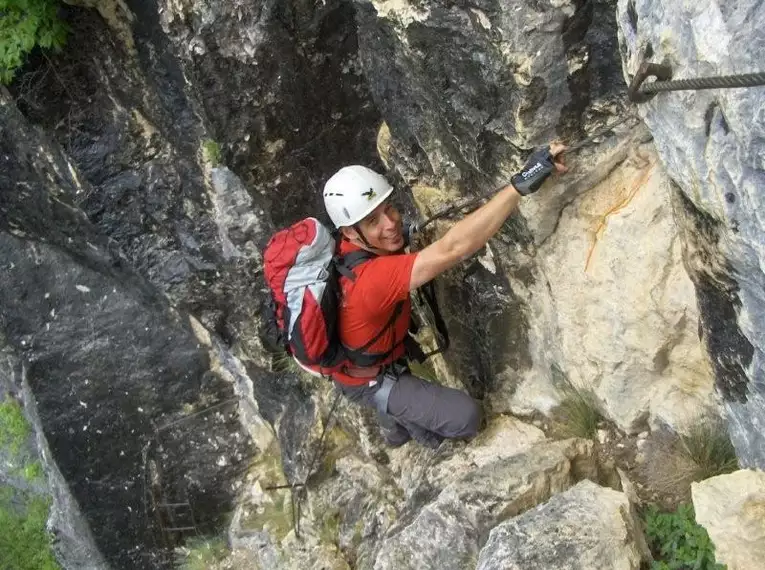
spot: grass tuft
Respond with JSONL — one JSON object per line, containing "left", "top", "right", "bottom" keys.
{"left": 551, "top": 386, "right": 603, "bottom": 440}
{"left": 636, "top": 417, "right": 739, "bottom": 509}
{"left": 679, "top": 418, "right": 738, "bottom": 481}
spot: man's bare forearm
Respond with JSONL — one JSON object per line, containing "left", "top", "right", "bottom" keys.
{"left": 438, "top": 184, "right": 520, "bottom": 260}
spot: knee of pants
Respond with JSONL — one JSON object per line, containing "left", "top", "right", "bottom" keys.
{"left": 455, "top": 398, "right": 482, "bottom": 439}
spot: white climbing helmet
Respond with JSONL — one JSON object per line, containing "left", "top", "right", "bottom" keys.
{"left": 323, "top": 165, "right": 394, "bottom": 228}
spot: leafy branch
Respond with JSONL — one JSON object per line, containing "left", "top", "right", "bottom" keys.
{"left": 0, "top": 0, "right": 68, "bottom": 84}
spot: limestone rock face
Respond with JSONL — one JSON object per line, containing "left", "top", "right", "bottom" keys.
{"left": 356, "top": 0, "right": 627, "bottom": 178}
{"left": 512, "top": 143, "right": 716, "bottom": 432}
{"left": 616, "top": 0, "right": 765, "bottom": 467}
{"left": 5, "top": 0, "right": 765, "bottom": 567}
{"left": 476, "top": 480, "right": 650, "bottom": 570}
{"left": 692, "top": 470, "right": 765, "bottom": 570}
{"left": 372, "top": 438, "right": 598, "bottom": 570}
{"left": 422, "top": 415, "right": 546, "bottom": 491}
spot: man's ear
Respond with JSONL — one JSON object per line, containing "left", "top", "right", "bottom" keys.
{"left": 339, "top": 226, "right": 357, "bottom": 241}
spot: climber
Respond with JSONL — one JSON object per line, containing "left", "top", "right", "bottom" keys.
{"left": 323, "top": 144, "right": 568, "bottom": 448}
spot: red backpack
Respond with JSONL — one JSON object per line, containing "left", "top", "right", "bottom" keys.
{"left": 263, "top": 218, "right": 403, "bottom": 375}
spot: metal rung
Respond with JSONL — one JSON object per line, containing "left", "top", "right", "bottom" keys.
{"left": 159, "top": 502, "right": 192, "bottom": 507}
{"left": 165, "top": 526, "right": 197, "bottom": 532}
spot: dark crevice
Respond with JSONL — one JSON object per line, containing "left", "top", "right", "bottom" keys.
{"left": 557, "top": 0, "right": 594, "bottom": 140}
{"left": 672, "top": 184, "right": 753, "bottom": 403}
{"left": 718, "top": 108, "right": 730, "bottom": 135}
{"left": 704, "top": 100, "right": 719, "bottom": 137}
{"left": 644, "top": 41, "right": 654, "bottom": 60}
{"left": 627, "top": 0, "right": 638, "bottom": 32}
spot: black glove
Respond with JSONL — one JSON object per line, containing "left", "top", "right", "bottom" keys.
{"left": 510, "top": 146, "right": 556, "bottom": 196}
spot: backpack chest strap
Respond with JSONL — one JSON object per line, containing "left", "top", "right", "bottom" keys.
{"left": 343, "top": 301, "right": 405, "bottom": 367}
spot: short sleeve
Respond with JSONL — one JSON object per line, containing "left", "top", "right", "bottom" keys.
{"left": 356, "top": 252, "right": 417, "bottom": 311}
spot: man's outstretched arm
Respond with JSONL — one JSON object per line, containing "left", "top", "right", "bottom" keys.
{"left": 410, "top": 144, "right": 567, "bottom": 291}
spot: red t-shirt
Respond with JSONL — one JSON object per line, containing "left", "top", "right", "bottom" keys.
{"left": 333, "top": 239, "right": 417, "bottom": 385}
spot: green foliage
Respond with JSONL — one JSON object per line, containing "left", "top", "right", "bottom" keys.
{"left": 201, "top": 139, "right": 221, "bottom": 167}
{"left": 0, "top": 398, "right": 46, "bottom": 482}
{"left": 0, "top": 0, "right": 68, "bottom": 84}
{"left": 175, "top": 537, "right": 228, "bottom": 570}
{"left": 0, "top": 397, "right": 30, "bottom": 455}
{"left": 22, "top": 461, "right": 43, "bottom": 482}
{"left": 643, "top": 503, "right": 725, "bottom": 570}
{"left": 0, "top": 489, "right": 60, "bottom": 570}
{"left": 679, "top": 419, "right": 738, "bottom": 481}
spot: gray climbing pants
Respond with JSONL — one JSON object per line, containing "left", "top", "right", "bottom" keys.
{"left": 333, "top": 367, "right": 481, "bottom": 448}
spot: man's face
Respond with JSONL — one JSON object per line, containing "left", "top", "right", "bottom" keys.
{"left": 344, "top": 200, "right": 405, "bottom": 253}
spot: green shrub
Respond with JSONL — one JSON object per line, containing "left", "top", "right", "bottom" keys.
{"left": 0, "top": 489, "right": 60, "bottom": 570}
{"left": 643, "top": 503, "right": 725, "bottom": 570}
{"left": 0, "top": 0, "right": 68, "bottom": 84}
{"left": 0, "top": 397, "right": 30, "bottom": 455}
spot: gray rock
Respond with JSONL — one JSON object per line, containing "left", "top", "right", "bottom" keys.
{"left": 356, "top": 0, "right": 626, "bottom": 175}
{"left": 4, "top": 1, "right": 390, "bottom": 564}
{"left": 476, "top": 480, "right": 650, "bottom": 570}
{"left": 154, "top": 0, "right": 384, "bottom": 228}
{"left": 617, "top": 0, "right": 765, "bottom": 467}
{"left": 1, "top": 92, "right": 252, "bottom": 569}
{"left": 373, "top": 439, "right": 598, "bottom": 570}
{"left": 210, "top": 167, "right": 265, "bottom": 262}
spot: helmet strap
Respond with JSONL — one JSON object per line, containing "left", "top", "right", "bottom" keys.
{"left": 352, "top": 223, "right": 373, "bottom": 249}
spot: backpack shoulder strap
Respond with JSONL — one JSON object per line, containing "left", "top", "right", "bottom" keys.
{"left": 334, "top": 250, "right": 377, "bottom": 281}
